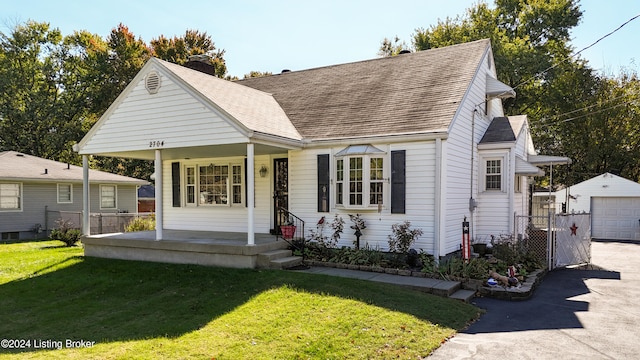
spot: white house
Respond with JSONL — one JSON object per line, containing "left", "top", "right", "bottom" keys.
{"left": 554, "top": 173, "right": 640, "bottom": 241}
{"left": 75, "top": 39, "right": 546, "bottom": 267}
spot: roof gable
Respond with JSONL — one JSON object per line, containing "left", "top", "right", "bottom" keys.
{"left": 479, "top": 117, "right": 516, "bottom": 144}
{"left": 569, "top": 173, "right": 640, "bottom": 193}
{"left": 77, "top": 58, "right": 301, "bottom": 157}
{"left": 238, "top": 39, "right": 491, "bottom": 140}
{"left": 0, "top": 151, "right": 147, "bottom": 184}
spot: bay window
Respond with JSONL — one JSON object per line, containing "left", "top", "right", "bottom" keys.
{"left": 335, "top": 145, "right": 386, "bottom": 208}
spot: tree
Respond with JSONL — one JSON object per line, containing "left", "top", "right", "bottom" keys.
{"left": 0, "top": 21, "right": 83, "bottom": 162}
{"left": 243, "top": 70, "right": 273, "bottom": 79}
{"left": 378, "top": 36, "right": 408, "bottom": 57}
{"left": 151, "top": 29, "right": 226, "bottom": 77}
{"left": 376, "top": 1, "right": 640, "bottom": 185}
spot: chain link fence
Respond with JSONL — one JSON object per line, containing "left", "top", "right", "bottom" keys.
{"left": 515, "top": 213, "right": 591, "bottom": 270}
{"left": 46, "top": 210, "right": 149, "bottom": 235}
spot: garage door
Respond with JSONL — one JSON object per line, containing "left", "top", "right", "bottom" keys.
{"left": 592, "top": 197, "right": 640, "bottom": 240}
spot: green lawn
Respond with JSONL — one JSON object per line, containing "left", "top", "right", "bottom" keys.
{"left": 0, "top": 241, "right": 480, "bottom": 359}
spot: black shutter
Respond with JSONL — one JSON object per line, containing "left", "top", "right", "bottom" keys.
{"left": 391, "top": 150, "right": 406, "bottom": 214}
{"left": 317, "top": 154, "right": 330, "bottom": 212}
{"left": 171, "top": 162, "right": 181, "bottom": 207}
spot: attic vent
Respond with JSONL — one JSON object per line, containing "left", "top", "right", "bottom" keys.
{"left": 145, "top": 71, "right": 161, "bottom": 94}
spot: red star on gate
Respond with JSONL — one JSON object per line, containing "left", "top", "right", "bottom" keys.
{"left": 570, "top": 223, "right": 578, "bottom": 236}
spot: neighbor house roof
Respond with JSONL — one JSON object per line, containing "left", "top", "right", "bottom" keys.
{"left": 237, "top": 39, "right": 491, "bottom": 140}
{"left": 0, "top": 151, "right": 148, "bottom": 184}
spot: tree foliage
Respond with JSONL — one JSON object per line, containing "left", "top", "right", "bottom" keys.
{"left": 150, "top": 29, "right": 226, "bottom": 78}
{"left": 0, "top": 21, "right": 227, "bottom": 181}
{"left": 380, "top": 0, "right": 640, "bottom": 184}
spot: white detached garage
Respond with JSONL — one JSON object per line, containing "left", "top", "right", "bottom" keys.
{"left": 555, "top": 173, "right": 640, "bottom": 241}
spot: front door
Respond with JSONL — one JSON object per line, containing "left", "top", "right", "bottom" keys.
{"left": 273, "top": 158, "right": 289, "bottom": 233}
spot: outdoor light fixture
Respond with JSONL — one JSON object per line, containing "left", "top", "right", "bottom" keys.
{"left": 259, "top": 165, "right": 268, "bottom": 178}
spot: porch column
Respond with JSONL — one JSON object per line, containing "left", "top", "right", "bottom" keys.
{"left": 247, "top": 143, "right": 255, "bottom": 245}
{"left": 82, "top": 155, "right": 90, "bottom": 236}
{"left": 155, "top": 149, "right": 163, "bottom": 240}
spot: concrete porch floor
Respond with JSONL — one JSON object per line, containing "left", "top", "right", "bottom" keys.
{"left": 82, "top": 230, "right": 290, "bottom": 268}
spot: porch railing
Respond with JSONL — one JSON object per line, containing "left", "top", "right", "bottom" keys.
{"left": 275, "top": 207, "right": 305, "bottom": 254}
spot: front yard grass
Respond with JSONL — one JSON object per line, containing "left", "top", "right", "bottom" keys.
{"left": 0, "top": 241, "right": 480, "bottom": 359}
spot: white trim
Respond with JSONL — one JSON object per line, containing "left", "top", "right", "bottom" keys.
{"left": 57, "top": 183, "right": 73, "bottom": 204}
{"left": 155, "top": 150, "right": 163, "bottom": 240}
{"left": 480, "top": 153, "right": 508, "bottom": 193}
{"left": 304, "top": 130, "right": 449, "bottom": 147}
{"left": 247, "top": 143, "right": 255, "bottom": 245}
{"left": 99, "top": 184, "right": 118, "bottom": 210}
{"left": 0, "top": 182, "right": 22, "bottom": 212}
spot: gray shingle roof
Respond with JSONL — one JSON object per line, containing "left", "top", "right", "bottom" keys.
{"left": 479, "top": 117, "right": 517, "bottom": 144}
{"left": 0, "top": 151, "right": 148, "bottom": 184}
{"left": 237, "top": 39, "right": 490, "bottom": 140}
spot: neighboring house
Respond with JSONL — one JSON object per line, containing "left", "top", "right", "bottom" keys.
{"left": 549, "top": 173, "right": 640, "bottom": 241}
{"left": 137, "top": 185, "right": 156, "bottom": 213}
{"left": 75, "top": 39, "right": 548, "bottom": 259}
{"left": 0, "top": 151, "right": 147, "bottom": 241}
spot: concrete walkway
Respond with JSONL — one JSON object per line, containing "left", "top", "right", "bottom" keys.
{"left": 298, "top": 266, "right": 476, "bottom": 301}
{"left": 429, "top": 240, "right": 640, "bottom": 359}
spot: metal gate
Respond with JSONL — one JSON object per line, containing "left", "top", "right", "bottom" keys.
{"left": 515, "top": 213, "right": 591, "bottom": 270}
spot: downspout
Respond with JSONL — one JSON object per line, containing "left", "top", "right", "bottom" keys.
{"left": 508, "top": 148, "right": 515, "bottom": 233}
{"left": 434, "top": 137, "right": 442, "bottom": 261}
{"left": 469, "top": 109, "right": 478, "bottom": 241}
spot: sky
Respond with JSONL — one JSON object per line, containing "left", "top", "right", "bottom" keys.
{"left": 2, "top": 0, "right": 639, "bottom": 78}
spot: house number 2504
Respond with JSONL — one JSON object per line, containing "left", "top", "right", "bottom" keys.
{"left": 149, "top": 140, "right": 165, "bottom": 148}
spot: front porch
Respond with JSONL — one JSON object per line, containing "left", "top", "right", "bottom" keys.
{"left": 83, "top": 230, "right": 292, "bottom": 269}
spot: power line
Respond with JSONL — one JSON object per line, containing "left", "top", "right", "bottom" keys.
{"left": 511, "top": 13, "right": 640, "bottom": 93}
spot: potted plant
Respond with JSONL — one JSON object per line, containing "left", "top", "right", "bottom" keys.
{"left": 280, "top": 218, "right": 296, "bottom": 239}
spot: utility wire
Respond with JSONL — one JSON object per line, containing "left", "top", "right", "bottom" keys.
{"left": 510, "top": 13, "right": 640, "bottom": 93}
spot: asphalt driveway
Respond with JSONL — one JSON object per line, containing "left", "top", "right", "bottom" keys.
{"left": 429, "top": 240, "right": 640, "bottom": 359}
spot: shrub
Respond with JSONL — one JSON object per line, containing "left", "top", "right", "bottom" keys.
{"left": 50, "top": 218, "right": 81, "bottom": 247}
{"left": 125, "top": 214, "right": 156, "bottom": 232}
{"left": 388, "top": 221, "right": 423, "bottom": 254}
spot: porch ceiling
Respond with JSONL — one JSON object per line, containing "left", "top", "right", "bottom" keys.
{"left": 88, "top": 143, "right": 292, "bottom": 161}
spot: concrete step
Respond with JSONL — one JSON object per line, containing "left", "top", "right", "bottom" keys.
{"left": 270, "top": 256, "right": 303, "bottom": 270}
{"left": 256, "top": 249, "right": 292, "bottom": 269}
{"left": 449, "top": 289, "right": 476, "bottom": 303}
{"left": 430, "top": 279, "right": 461, "bottom": 297}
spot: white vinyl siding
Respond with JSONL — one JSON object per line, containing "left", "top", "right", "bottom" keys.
{"left": 288, "top": 142, "right": 436, "bottom": 252}
{"left": 100, "top": 185, "right": 117, "bottom": 209}
{"left": 0, "top": 183, "right": 21, "bottom": 211}
{"left": 57, "top": 184, "right": 73, "bottom": 204}
{"left": 80, "top": 69, "right": 248, "bottom": 156}
{"left": 442, "top": 47, "right": 503, "bottom": 255}
{"left": 163, "top": 155, "right": 272, "bottom": 233}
